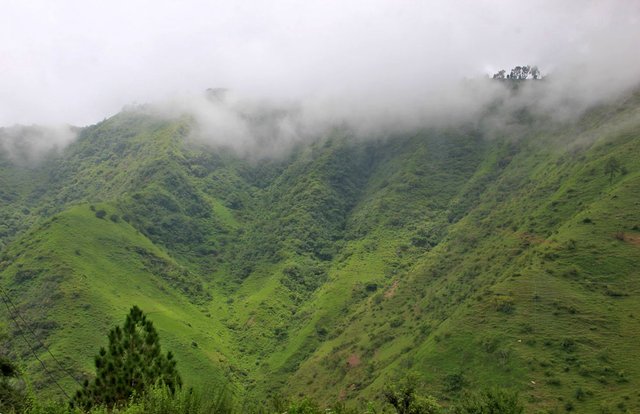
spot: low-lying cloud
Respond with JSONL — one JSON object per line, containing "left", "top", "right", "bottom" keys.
{"left": 0, "top": 125, "right": 77, "bottom": 165}
{"left": 1, "top": 0, "right": 639, "bottom": 155}
{"left": 150, "top": 80, "right": 509, "bottom": 157}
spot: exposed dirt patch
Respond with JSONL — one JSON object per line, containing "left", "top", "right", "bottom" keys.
{"left": 338, "top": 385, "right": 357, "bottom": 400}
{"left": 347, "top": 353, "right": 361, "bottom": 368}
{"left": 384, "top": 280, "right": 399, "bottom": 298}
{"left": 339, "top": 388, "right": 347, "bottom": 400}
{"left": 622, "top": 233, "right": 640, "bottom": 246}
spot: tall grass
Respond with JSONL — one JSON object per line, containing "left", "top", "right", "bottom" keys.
{"left": 24, "top": 384, "right": 235, "bottom": 414}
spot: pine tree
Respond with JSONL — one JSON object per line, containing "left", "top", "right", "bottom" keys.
{"left": 71, "top": 305, "right": 182, "bottom": 410}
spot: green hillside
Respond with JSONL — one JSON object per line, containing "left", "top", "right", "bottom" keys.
{"left": 1, "top": 91, "right": 640, "bottom": 412}
{"left": 0, "top": 204, "right": 234, "bottom": 396}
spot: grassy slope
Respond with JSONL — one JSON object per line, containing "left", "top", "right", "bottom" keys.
{"left": 0, "top": 204, "right": 234, "bottom": 399}
{"left": 0, "top": 93, "right": 639, "bottom": 412}
{"left": 0, "top": 114, "right": 251, "bottom": 399}
{"left": 283, "top": 95, "right": 640, "bottom": 412}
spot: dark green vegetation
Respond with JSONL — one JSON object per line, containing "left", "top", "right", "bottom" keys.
{"left": 1, "top": 355, "right": 27, "bottom": 412}
{"left": 1, "top": 90, "right": 640, "bottom": 412}
{"left": 71, "top": 306, "right": 181, "bottom": 410}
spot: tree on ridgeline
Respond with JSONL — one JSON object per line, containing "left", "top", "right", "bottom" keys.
{"left": 531, "top": 65, "right": 540, "bottom": 79}
{"left": 70, "top": 305, "right": 182, "bottom": 410}
{"left": 493, "top": 65, "right": 541, "bottom": 80}
{"left": 492, "top": 70, "right": 506, "bottom": 80}
{"left": 508, "top": 66, "right": 521, "bottom": 79}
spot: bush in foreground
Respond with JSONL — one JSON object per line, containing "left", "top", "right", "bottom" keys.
{"left": 452, "top": 388, "right": 524, "bottom": 414}
{"left": 27, "top": 384, "right": 233, "bottom": 414}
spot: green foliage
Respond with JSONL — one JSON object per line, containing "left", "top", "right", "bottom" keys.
{"left": 281, "top": 263, "right": 328, "bottom": 303}
{"left": 278, "top": 398, "right": 322, "bottom": 414}
{"left": 268, "top": 395, "right": 373, "bottom": 414}
{"left": 452, "top": 388, "right": 523, "bottom": 414}
{"left": 0, "top": 355, "right": 26, "bottom": 413}
{"left": 71, "top": 306, "right": 182, "bottom": 410}
{"left": 132, "top": 246, "right": 210, "bottom": 303}
{"left": 443, "top": 372, "right": 467, "bottom": 393}
{"left": 110, "top": 384, "right": 233, "bottom": 414}
{"left": 383, "top": 377, "right": 442, "bottom": 414}
{"left": 26, "top": 384, "right": 233, "bottom": 414}
{"left": 94, "top": 209, "right": 107, "bottom": 219}
{"left": 603, "top": 157, "right": 622, "bottom": 183}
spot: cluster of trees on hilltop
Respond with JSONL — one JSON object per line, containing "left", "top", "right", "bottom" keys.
{"left": 493, "top": 65, "right": 541, "bottom": 80}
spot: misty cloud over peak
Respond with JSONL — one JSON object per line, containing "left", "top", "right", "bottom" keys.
{"left": 144, "top": 74, "right": 610, "bottom": 158}
{"left": 0, "top": 0, "right": 638, "bottom": 131}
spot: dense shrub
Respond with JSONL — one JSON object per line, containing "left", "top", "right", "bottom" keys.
{"left": 453, "top": 388, "right": 524, "bottom": 414}
{"left": 383, "top": 377, "right": 442, "bottom": 414}
{"left": 0, "top": 356, "right": 26, "bottom": 413}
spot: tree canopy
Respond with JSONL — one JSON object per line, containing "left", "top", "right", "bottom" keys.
{"left": 71, "top": 306, "right": 182, "bottom": 410}
{"left": 493, "top": 65, "right": 541, "bottom": 80}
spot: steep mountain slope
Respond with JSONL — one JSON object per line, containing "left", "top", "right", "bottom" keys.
{"left": 0, "top": 204, "right": 234, "bottom": 397}
{"left": 0, "top": 92, "right": 639, "bottom": 411}
{"left": 282, "top": 95, "right": 640, "bottom": 412}
{"left": 0, "top": 154, "right": 49, "bottom": 250}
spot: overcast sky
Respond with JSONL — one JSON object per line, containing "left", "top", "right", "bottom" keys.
{"left": 1, "top": 0, "right": 639, "bottom": 127}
